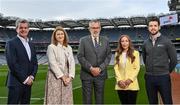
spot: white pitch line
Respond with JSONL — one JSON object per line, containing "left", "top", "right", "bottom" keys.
{"left": 0, "top": 97, "right": 44, "bottom": 100}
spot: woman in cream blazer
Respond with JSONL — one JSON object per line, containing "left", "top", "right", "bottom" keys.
{"left": 114, "top": 35, "right": 140, "bottom": 104}
{"left": 44, "top": 26, "right": 75, "bottom": 104}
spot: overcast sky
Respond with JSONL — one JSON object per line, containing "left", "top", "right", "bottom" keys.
{"left": 0, "top": 0, "right": 170, "bottom": 21}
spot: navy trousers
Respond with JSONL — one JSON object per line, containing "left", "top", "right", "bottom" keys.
{"left": 7, "top": 85, "right": 31, "bottom": 104}
{"left": 145, "top": 74, "right": 173, "bottom": 105}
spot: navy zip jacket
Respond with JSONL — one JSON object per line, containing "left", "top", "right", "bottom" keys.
{"left": 142, "top": 35, "right": 177, "bottom": 75}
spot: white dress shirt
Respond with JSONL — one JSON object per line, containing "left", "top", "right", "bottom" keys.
{"left": 17, "top": 35, "right": 33, "bottom": 84}
{"left": 17, "top": 35, "right": 31, "bottom": 60}
{"left": 91, "top": 36, "right": 99, "bottom": 47}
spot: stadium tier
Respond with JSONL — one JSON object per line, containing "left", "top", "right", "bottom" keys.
{"left": 0, "top": 12, "right": 180, "bottom": 55}
{"left": 0, "top": 24, "right": 180, "bottom": 54}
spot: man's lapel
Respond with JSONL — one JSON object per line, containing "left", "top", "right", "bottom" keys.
{"left": 87, "top": 36, "right": 97, "bottom": 53}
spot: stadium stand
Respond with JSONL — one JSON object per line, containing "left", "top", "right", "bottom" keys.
{"left": 0, "top": 53, "right": 6, "bottom": 64}
{"left": 0, "top": 12, "right": 180, "bottom": 65}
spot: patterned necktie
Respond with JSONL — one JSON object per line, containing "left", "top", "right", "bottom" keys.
{"left": 94, "top": 37, "right": 98, "bottom": 48}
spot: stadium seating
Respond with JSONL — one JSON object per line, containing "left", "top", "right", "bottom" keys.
{"left": 1, "top": 25, "right": 179, "bottom": 43}
{"left": 0, "top": 25, "right": 180, "bottom": 65}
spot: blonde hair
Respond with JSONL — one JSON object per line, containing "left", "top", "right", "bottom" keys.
{"left": 51, "top": 26, "right": 69, "bottom": 47}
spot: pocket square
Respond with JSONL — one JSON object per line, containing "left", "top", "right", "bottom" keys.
{"left": 157, "top": 44, "right": 164, "bottom": 47}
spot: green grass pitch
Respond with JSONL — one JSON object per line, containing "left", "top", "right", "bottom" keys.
{"left": 0, "top": 65, "right": 148, "bottom": 104}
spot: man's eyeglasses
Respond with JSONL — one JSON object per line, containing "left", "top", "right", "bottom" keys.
{"left": 90, "top": 27, "right": 100, "bottom": 29}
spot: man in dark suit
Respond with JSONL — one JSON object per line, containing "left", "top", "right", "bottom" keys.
{"left": 77, "top": 20, "right": 112, "bottom": 104}
{"left": 5, "top": 19, "right": 38, "bottom": 104}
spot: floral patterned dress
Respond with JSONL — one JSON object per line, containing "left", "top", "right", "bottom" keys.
{"left": 44, "top": 47, "right": 73, "bottom": 105}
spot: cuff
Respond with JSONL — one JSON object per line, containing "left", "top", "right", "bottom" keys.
{"left": 69, "top": 74, "right": 74, "bottom": 79}
{"left": 90, "top": 66, "right": 93, "bottom": 71}
{"left": 29, "top": 75, "right": 34, "bottom": 80}
{"left": 23, "top": 77, "right": 30, "bottom": 84}
{"left": 99, "top": 68, "right": 102, "bottom": 72}
{"left": 57, "top": 74, "right": 64, "bottom": 79}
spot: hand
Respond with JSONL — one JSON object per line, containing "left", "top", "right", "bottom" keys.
{"left": 60, "top": 75, "right": 67, "bottom": 81}
{"left": 60, "top": 75, "right": 67, "bottom": 85}
{"left": 125, "top": 79, "right": 133, "bottom": 86}
{"left": 26, "top": 77, "right": 33, "bottom": 86}
{"left": 64, "top": 77, "right": 72, "bottom": 86}
{"left": 60, "top": 75, "right": 71, "bottom": 86}
{"left": 90, "top": 67, "right": 101, "bottom": 77}
{"left": 118, "top": 80, "right": 127, "bottom": 89}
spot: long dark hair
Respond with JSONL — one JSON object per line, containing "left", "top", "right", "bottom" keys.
{"left": 115, "top": 35, "right": 135, "bottom": 65}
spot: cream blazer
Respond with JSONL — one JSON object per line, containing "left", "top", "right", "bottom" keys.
{"left": 114, "top": 50, "right": 140, "bottom": 90}
{"left": 47, "top": 43, "right": 75, "bottom": 79}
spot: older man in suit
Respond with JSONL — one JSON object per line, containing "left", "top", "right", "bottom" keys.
{"left": 77, "top": 20, "right": 112, "bottom": 104}
{"left": 5, "top": 19, "right": 38, "bottom": 104}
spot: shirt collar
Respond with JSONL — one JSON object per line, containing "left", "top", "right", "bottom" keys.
{"left": 150, "top": 32, "right": 161, "bottom": 41}
{"left": 91, "top": 35, "right": 99, "bottom": 41}
{"left": 17, "top": 34, "right": 29, "bottom": 43}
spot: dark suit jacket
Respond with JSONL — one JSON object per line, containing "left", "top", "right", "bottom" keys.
{"left": 5, "top": 36, "right": 38, "bottom": 86}
{"left": 77, "top": 35, "right": 112, "bottom": 80}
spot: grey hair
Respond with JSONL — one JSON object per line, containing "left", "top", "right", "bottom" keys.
{"left": 15, "top": 18, "right": 29, "bottom": 29}
{"left": 89, "top": 19, "right": 101, "bottom": 27}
